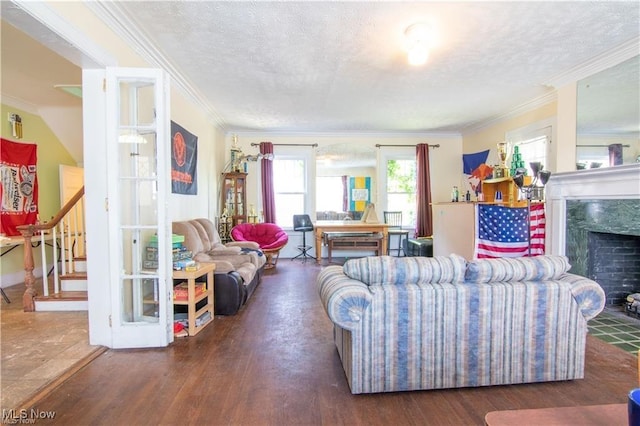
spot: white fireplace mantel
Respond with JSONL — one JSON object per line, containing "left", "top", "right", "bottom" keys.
{"left": 545, "top": 163, "right": 640, "bottom": 255}
{"left": 546, "top": 163, "right": 640, "bottom": 255}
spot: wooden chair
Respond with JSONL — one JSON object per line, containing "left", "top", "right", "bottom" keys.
{"left": 383, "top": 211, "right": 409, "bottom": 256}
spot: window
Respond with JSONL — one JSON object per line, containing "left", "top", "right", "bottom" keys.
{"left": 386, "top": 159, "right": 416, "bottom": 228}
{"left": 506, "top": 120, "right": 553, "bottom": 177}
{"left": 513, "top": 135, "right": 549, "bottom": 177}
{"left": 273, "top": 157, "right": 308, "bottom": 228}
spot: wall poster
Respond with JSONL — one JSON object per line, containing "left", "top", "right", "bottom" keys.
{"left": 171, "top": 121, "right": 198, "bottom": 195}
{"left": 1, "top": 138, "right": 38, "bottom": 236}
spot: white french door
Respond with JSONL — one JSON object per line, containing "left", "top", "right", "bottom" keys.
{"left": 105, "top": 67, "right": 173, "bottom": 348}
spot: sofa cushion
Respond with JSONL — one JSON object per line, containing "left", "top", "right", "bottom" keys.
{"left": 173, "top": 220, "right": 206, "bottom": 254}
{"left": 194, "top": 218, "right": 222, "bottom": 246}
{"left": 342, "top": 254, "right": 467, "bottom": 286}
{"left": 464, "top": 255, "right": 571, "bottom": 284}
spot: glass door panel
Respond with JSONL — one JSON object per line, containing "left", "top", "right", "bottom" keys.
{"left": 106, "top": 68, "right": 171, "bottom": 348}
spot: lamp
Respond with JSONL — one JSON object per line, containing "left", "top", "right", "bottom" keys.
{"left": 513, "top": 162, "right": 551, "bottom": 257}
{"left": 404, "top": 23, "right": 432, "bottom": 66}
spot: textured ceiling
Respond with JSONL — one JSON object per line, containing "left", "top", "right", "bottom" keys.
{"left": 99, "top": 1, "right": 640, "bottom": 134}
{"left": 1, "top": 1, "right": 639, "bottom": 137}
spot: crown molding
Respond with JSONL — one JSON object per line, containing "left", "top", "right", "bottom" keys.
{"left": 86, "top": 2, "right": 226, "bottom": 129}
{"left": 462, "top": 91, "right": 558, "bottom": 136}
{"left": 545, "top": 37, "right": 640, "bottom": 89}
{"left": 226, "top": 130, "right": 462, "bottom": 139}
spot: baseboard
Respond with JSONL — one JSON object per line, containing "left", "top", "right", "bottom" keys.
{"left": 0, "top": 266, "right": 49, "bottom": 289}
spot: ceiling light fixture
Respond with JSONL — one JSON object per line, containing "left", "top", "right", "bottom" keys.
{"left": 404, "top": 22, "right": 432, "bottom": 66}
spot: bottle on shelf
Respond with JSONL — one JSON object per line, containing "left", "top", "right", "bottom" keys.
{"left": 465, "top": 190, "right": 471, "bottom": 202}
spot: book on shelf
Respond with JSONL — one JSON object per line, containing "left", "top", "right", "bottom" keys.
{"left": 146, "top": 248, "right": 192, "bottom": 261}
{"left": 173, "top": 282, "right": 206, "bottom": 301}
{"left": 184, "top": 263, "right": 200, "bottom": 272}
{"left": 173, "top": 259, "right": 196, "bottom": 270}
{"left": 196, "top": 310, "right": 212, "bottom": 326}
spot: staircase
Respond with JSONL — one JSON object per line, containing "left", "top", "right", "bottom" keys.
{"left": 17, "top": 187, "right": 87, "bottom": 312}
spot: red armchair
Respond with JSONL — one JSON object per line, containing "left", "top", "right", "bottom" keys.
{"left": 231, "top": 223, "right": 289, "bottom": 269}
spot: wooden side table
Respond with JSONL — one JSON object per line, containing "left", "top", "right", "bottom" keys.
{"left": 172, "top": 263, "right": 215, "bottom": 336}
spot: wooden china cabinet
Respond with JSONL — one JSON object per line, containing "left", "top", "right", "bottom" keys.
{"left": 220, "top": 172, "right": 247, "bottom": 228}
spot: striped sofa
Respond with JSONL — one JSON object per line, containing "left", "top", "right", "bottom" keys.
{"left": 317, "top": 254, "right": 605, "bottom": 394}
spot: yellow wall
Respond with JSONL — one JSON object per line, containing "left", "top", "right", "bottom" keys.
{"left": 462, "top": 102, "right": 557, "bottom": 168}
{"left": 1, "top": 104, "right": 77, "bottom": 282}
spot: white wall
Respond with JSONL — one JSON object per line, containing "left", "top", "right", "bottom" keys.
{"left": 221, "top": 132, "right": 462, "bottom": 258}
{"left": 167, "top": 90, "right": 220, "bottom": 223}
{"left": 225, "top": 132, "right": 462, "bottom": 212}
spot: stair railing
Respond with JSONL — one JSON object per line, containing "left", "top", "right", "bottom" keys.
{"left": 16, "top": 186, "right": 85, "bottom": 312}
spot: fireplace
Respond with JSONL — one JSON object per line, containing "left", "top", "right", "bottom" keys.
{"left": 588, "top": 231, "right": 640, "bottom": 305}
{"left": 546, "top": 164, "right": 640, "bottom": 305}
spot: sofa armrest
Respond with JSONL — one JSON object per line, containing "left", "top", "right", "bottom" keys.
{"left": 192, "top": 258, "right": 236, "bottom": 274}
{"left": 562, "top": 273, "right": 606, "bottom": 321}
{"left": 209, "top": 246, "right": 243, "bottom": 256}
{"left": 226, "top": 241, "right": 261, "bottom": 250}
{"left": 317, "top": 265, "right": 372, "bottom": 330}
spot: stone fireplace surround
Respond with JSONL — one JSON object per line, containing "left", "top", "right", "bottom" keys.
{"left": 546, "top": 164, "right": 640, "bottom": 305}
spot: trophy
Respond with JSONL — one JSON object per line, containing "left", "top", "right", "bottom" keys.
{"left": 494, "top": 142, "right": 508, "bottom": 178}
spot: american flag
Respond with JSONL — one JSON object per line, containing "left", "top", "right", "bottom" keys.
{"left": 474, "top": 203, "right": 546, "bottom": 258}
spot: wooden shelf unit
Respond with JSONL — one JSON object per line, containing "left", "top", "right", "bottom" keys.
{"left": 481, "top": 176, "right": 532, "bottom": 207}
{"left": 173, "top": 263, "right": 215, "bottom": 336}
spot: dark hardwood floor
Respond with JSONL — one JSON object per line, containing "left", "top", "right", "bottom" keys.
{"left": 23, "top": 259, "right": 638, "bottom": 425}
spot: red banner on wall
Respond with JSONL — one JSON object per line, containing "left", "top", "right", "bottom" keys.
{"left": 1, "top": 138, "right": 39, "bottom": 236}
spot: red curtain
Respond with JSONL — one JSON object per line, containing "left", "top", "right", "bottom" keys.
{"left": 260, "top": 142, "right": 276, "bottom": 223}
{"left": 415, "top": 143, "right": 433, "bottom": 237}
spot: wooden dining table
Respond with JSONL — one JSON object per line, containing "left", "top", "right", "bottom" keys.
{"left": 313, "top": 220, "right": 390, "bottom": 263}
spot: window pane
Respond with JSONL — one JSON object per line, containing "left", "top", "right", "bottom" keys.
{"left": 388, "top": 193, "right": 416, "bottom": 228}
{"left": 274, "top": 159, "right": 305, "bottom": 192}
{"left": 387, "top": 160, "right": 416, "bottom": 192}
{"left": 516, "top": 136, "right": 547, "bottom": 176}
{"left": 273, "top": 157, "right": 307, "bottom": 228}
{"left": 274, "top": 193, "right": 304, "bottom": 228}
{"left": 386, "top": 159, "right": 416, "bottom": 227}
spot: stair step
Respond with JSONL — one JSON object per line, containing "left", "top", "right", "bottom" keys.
{"left": 74, "top": 257, "right": 87, "bottom": 273}
{"left": 35, "top": 291, "right": 87, "bottom": 301}
{"left": 34, "top": 291, "right": 88, "bottom": 311}
{"left": 61, "top": 272, "right": 88, "bottom": 292}
{"left": 60, "top": 272, "right": 87, "bottom": 280}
